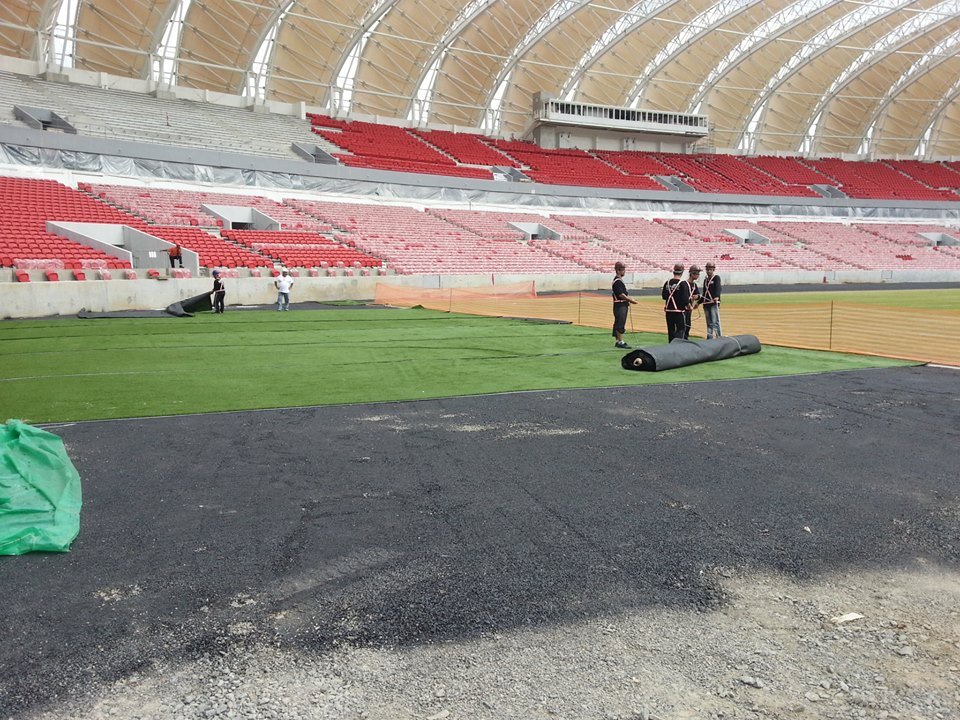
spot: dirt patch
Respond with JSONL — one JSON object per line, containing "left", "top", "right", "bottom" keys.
{"left": 26, "top": 564, "right": 959, "bottom": 720}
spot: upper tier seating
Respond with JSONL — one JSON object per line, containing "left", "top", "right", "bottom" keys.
{"left": 285, "top": 199, "right": 592, "bottom": 274}
{"left": 596, "top": 151, "right": 675, "bottom": 177}
{"left": 221, "top": 230, "right": 381, "bottom": 268}
{"left": 335, "top": 155, "right": 494, "bottom": 179}
{"left": 744, "top": 156, "right": 831, "bottom": 186}
{"left": 884, "top": 161, "right": 960, "bottom": 192}
{"left": 85, "top": 184, "right": 330, "bottom": 231}
{"left": 309, "top": 114, "right": 495, "bottom": 179}
{"left": 310, "top": 115, "right": 444, "bottom": 164}
{"left": 654, "top": 154, "right": 819, "bottom": 197}
{"left": 0, "top": 177, "right": 135, "bottom": 269}
{"left": 412, "top": 129, "right": 519, "bottom": 167}
{"left": 0, "top": 71, "right": 320, "bottom": 159}
{"left": 488, "top": 141, "right": 663, "bottom": 190}
{"left": 4, "top": 71, "right": 960, "bottom": 204}
{"left": 803, "top": 159, "right": 957, "bottom": 201}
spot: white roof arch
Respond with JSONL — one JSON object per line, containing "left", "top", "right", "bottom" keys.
{"left": 3, "top": 0, "right": 960, "bottom": 157}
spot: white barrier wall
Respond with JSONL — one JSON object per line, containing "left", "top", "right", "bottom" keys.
{"left": 2, "top": 273, "right": 611, "bottom": 318}
{"left": 4, "top": 270, "right": 960, "bottom": 319}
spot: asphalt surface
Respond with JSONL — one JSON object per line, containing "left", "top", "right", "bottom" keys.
{"left": 2, "top": 365, "right": 959, "bottom": 716}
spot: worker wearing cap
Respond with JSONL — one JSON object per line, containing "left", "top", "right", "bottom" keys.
{"left": 275, "top": 269, "right": 294, "bottom": 311}
{"left": 685, "top": 265, "right": 701, "bottom": 340}
{"left": 211, "top": 270, "right": 226, "bottom": 314}
{"left": 612, "top": 261, "right": 637, "bottom": 349}
{"left": 662, "top": 263, "right": 691, "bottom": 342}
{"left": 701, "top": 262, "right": 722, "bottom": 338}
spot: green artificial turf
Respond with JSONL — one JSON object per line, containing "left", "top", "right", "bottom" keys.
{"left": 636, "top": 288, "right": 960, "bottom": 310}
{"left": 1, "top": 307, "right": 913, "bottom": 423}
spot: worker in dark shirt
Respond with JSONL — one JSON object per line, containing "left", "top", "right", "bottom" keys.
{"left": 612, "top": 261, "right": 637, "bottom": 349}
{"left": 662, "top": 263, "right": 691, "bottom": 342}
{"left": 210, "top": 270, "right": 226, "bottom": 314}
{"left": 701, "top": 261, "right": 722, "bottom": 338}
{"left": 685, "top": 265, "right": 701, "bottom": 339}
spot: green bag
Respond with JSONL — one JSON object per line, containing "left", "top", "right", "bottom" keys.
{"left": 0, "top": 420, "right": 82, "bottom": 555}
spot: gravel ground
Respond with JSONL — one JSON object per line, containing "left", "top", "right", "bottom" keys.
{"left": 22, "top": 564, "right": 959, "bottom": 720}
{"left": 3, "top": 366, "right": 959, "bottom": 720}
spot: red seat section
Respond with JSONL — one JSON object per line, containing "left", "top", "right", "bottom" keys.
{"left": 309, "top": 114, "right": 493, "bottom": 179}
{"left": 657, "top": 219, "right": 861, "bottom": 271}
{"left": 597, "top": 151, "right": 675, "bottom": 178}
{"left": 552, "top": 215, "right": 752, "bottom": 272}
{"left": 0, "top": 177, "right": 139, "bottom": 271}
{"left": 336, "top": 155, "right": 494, "bottom": 179}
{"left": 86, "top": 184, "right": 329, "bottom": 230}
{"left": 743, "top": 156, "right": 831, "bottom": 188}
{"left": 296, "top": 116, "right": 960, "bottom": 201}
{"left": 221, "top": 229, "right": 382, "bottom": 269}
{"left": 804, "top": 159, "right": 957, "bottom": 201}
{"left": 885, "top": 160, "right": 960, "bottom": 194}
{"left": 750, "top": 221, "right": 960, "bottom": 270}
{"left": 411, "top": 129, "right": 519, "bottom": 167}
{"left": 651, "top": 153, "right": 819, "bottom": 197}
{"left": 147, "top": 226, "right": 272, "bottom": 270}
{"left": 285, "top": 198, "right": 591, "bottom": 275}
{"left": 426, "top": 208, "right": 594, "bottom": 243}
{"left": 488, "top": 140, "right": 663, "bottom": 190}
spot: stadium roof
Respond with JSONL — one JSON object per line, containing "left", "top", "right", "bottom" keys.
{"left": 3, "top": 0, "right": 960, "bottom": 157}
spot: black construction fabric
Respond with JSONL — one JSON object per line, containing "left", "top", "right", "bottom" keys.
{"left": 167, "top": 292, "right": 213, "bottom": 316}
{"left": 621, "top": 335, "right": 761, "bottom": 372}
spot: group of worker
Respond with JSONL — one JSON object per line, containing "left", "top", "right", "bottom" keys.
{"left": 612, "top": 261, "right": 722, "bottom": 349}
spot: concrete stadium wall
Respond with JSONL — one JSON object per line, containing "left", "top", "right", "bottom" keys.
{"left": 5, "top": 270, "right": 960, "bottom": 319}
{"left": 2, "top": 273, "right": 606, "bottom": 318}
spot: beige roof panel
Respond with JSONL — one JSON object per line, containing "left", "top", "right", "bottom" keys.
{"left": 4, "top": 0, "right": 960, "bottom": 156}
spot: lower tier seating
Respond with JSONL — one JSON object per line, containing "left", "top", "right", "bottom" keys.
{"left": 221, "top": 230, "right": 382, "bottom": 268}
{"left": 5, "top": 174, "right": 960, "bottom": 276}
{"left": 0, "top": 177, "right": 136, "bottom": 270}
